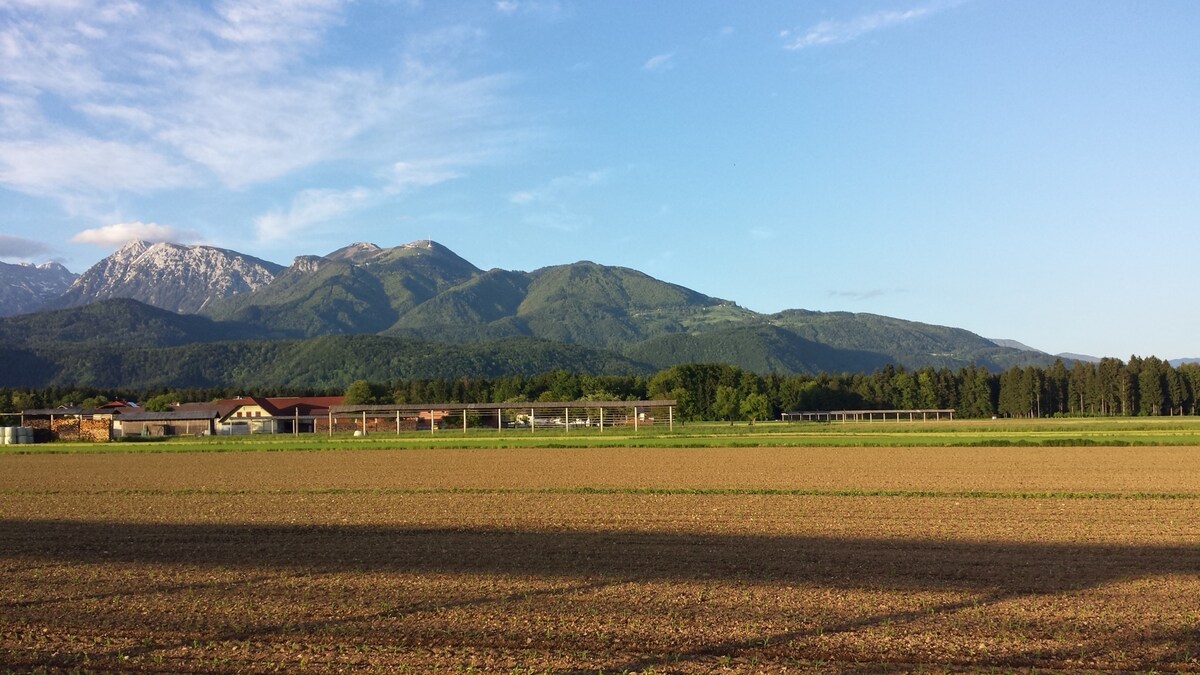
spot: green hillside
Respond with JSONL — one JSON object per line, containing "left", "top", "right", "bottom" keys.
{"left": 387, "top": 269, "right": 531, "bottom": 335}
{"left": 203, "top": 260, "right": 397, "bottom": 337}
{"left": 204, "top": 242, "right": 481, "bottom": 337}
{"left": 625, "top": 324, "right": 894, "bottom": 374}
{"left": 768, "top": 310, "right": 1050, "bottom": 370}
{"left": 0, "top": 240, "right": 1060, "bottom": 387}
{"left": 513, "top": 262, "right": 728, "bottom": 348}
{"left": 0, "top": 334, "right": 651, "bottom": 389}
{"left": 0, "top": 298, "right": 266, "bottom": 349}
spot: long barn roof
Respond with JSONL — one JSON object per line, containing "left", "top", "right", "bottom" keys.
{"left": 331, "top": 400, "right": 677, "bottom": 414}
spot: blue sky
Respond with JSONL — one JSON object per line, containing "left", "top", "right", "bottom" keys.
{"left": 1, "top": 0, "right": 1198, "bottom": 359}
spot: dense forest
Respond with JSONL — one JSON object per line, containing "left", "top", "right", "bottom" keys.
{"left": 4, "top": 356, "right": 1199, "bottom": 422}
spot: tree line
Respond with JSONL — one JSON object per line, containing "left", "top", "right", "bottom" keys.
{"left": 4, "top": 357, "right": 1200, "bottom": 421}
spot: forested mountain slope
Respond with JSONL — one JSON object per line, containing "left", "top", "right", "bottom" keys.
{"left": 1, "top": 239, "right": 1058, "bottom": 384}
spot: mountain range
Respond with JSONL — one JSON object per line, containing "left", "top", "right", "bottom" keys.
{"left": 0, "top": 239, "right": 1076, "bottom": 388}
{"left": 0, "top": 260, "right": 76, "bottom": 316}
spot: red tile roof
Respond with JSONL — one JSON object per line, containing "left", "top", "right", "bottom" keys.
{"left": 173, "top": 396, "right": 345, "bottom": 420}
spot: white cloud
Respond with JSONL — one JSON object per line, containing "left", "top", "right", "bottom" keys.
{"left": 828, "top": 288, "right": 905, "bottom": 301}
{"left": 213, "top": 0, "right": 341, "bottom": 48}
{"left": 491, "top": 1, "right": 562, "bottom": 18}
{"left": 76, "top": 102, "right": 157, "bottom": 131}
{"left": 0, "top": 134, "right": 196, "bottom": 197}
{"left": 402, "top": 24, "right": 487, "bottom": 62}
{"left": 254, "top": 187, "right": 372, "bottom": 241}
{"left": 782, "top": 4, "right": 947, "bottom": 50}
{"left": 389, "top": 159, "right": 463, "bottom": 190}
{"left": 509, "top": 169, "right": 609, "bottom": 205}
{"left": 249, "top": 155, "right": 478, "bottom": 242}
{"left": 0, "top": 93, "right": 42, "bottom": 135}
{"left": 522, "top": 210, "right": 592, "bottom": 233}
{"left": 508, "top": 169, "right": 610, "bottom": 232}
{"left": 71, "top": 221, "right": 200, "bottom": 247}
{"left": 154, "top": 71, "right": 381, "bottom": 188}
{"left": 0, "top": 0, "right": 518, "bottom": 203}
{"left": 0, "top": 0, "right": 94, "bottom": 8}
{"left": 642, "top": 52, "right": 676, "bottom": 72}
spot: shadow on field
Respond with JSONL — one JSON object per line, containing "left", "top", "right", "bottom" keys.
{"left": 2, "top": 518, "right": 1196, "bottom": 594}
{"left": 4, "top": 519, "right": 1199, "bottom": 670}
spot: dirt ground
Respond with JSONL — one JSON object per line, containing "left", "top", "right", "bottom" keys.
{"left": 2, "top": 447, "right": 1199, "bottom": 673}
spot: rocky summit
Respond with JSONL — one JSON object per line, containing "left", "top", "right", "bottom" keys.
{"left": 0, "top": 260, "right": 77, "bottom": 317}
{"left": 50, "top": 241, "right": 284, "bottom": 314}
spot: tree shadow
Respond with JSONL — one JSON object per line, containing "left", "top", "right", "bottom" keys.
{"left": 2, "top": 519, "right": 1195, "bottom": 593}
{"left": 3, "top": 518, "right": 1198, "bottom": 670}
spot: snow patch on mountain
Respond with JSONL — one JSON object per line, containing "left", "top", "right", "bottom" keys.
{"left": 0, "top": 260, "right": 78, "bottom": 316}
{"left": 55, "top": 241, "right": 284, "bottom": 313}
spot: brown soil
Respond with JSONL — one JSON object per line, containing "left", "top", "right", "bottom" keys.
{"left": 2, "top": 447, "right": 1198, "bottom": 673}
{"left": 4, "top": 445, "right": 1200, "bottom": 493}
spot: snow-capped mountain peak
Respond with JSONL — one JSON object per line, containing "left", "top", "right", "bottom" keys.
{"left": 54, "top": 241, "right": 285, "bottom": 313}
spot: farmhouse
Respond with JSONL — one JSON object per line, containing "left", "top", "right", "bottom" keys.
{"left": 10, "top": 397, "right": 678, "bottom": 441}
{"left": 173, "top": 396, "right": 345, "bottom": 435}
{"left": 12, "top": 396, "right": 348, "bottom": 440}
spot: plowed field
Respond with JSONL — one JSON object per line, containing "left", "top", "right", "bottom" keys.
{"left": 2, "top": 446, "right": 1199, "bottom": 673}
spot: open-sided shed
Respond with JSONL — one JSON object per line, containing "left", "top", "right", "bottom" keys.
{"left": 327, "top": 399, "right": 678, "bottom": 435}
{"left": 115, "top": 410, "right": 220, "bottom": 437}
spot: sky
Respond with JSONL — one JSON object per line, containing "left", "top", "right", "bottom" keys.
{"left": 1, "top": 0, "right": 1198, "bottom": 360}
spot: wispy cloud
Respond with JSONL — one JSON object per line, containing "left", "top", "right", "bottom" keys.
{"left": 508, "top": 169, "right": 608, "bottom": 205}
{"left": 782, "top": 3, "right": 953, "bottom": 50}
{"left": 249, "top": 155, "right": 474, "bottom": 242}
{"left": 642, "top": 52, "right": 676, "bottom": 72}
{"left": 71, "top": 221, "right": 200, "bottom": 247}
{"left": 827, "top": 288, "right": 904, "bottom": 301}
{"left": 508, "top": 169, "right": 610, "bottom": 232}
{"left": 254, "top": 187, "right": 373, "bottom": 241}
{"left": 389, "top": 158, "right": 464, "bottom": 191}
{"left": 492, "top": 1, "right": 563, "bottom": 18}
{"left": 0, "top": 134, "right": 197, "bottom": 198}
{"left": 0, "top": 0, "right": 517, "bottom": 212}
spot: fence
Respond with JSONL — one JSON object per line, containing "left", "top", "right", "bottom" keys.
{"left": 327, "top": 400, "right": 678, "bottom": 435}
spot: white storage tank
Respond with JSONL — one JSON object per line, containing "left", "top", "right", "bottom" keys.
{"left": 1, "top": 426, "right": 38, "bottom": 444}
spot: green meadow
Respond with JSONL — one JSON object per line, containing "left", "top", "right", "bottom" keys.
{"left": 9, "top": 416, "right": 1200, "bottom": 454}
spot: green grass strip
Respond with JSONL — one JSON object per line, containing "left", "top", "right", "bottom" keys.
{"left": 7, "top": 435, "right": 1200, "bottom": 455}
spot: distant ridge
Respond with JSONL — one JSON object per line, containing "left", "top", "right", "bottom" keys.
{"left": 993, "top": 340, "right": 1102, "bottom": 365}
{"left": 990, "top": 338, "right": 1045, "bottom": 353}
{"left": 0, "top": 239, "right": 1071, "bottom": 382}
{"left": 0, "top": 260, "right": 76, "bottom": 316}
